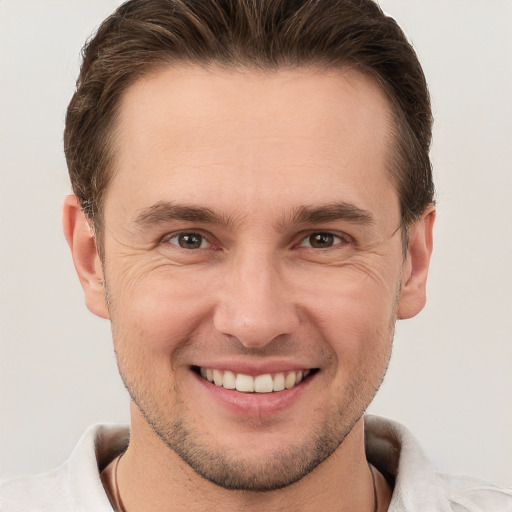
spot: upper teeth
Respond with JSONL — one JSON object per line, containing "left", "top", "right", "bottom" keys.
{"left": 199, "top": 368, "right": 310, "bottom": 393}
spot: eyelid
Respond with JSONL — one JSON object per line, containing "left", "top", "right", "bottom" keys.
{"left": 296, "top": 230, "right": 353, "bottom": 248}
{"left": 158, "top": 228, "right": 352, "bottom": 251}
{"left": 161, "top": 230, "right": 217, "bottom": 250}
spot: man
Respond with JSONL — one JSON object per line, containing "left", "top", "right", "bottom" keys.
{"left": 1, "top": 0, "right": 510, "bottom": 510}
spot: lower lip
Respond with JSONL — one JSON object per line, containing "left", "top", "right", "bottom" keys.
{"left": 192, "top": 370, "right": 317, "bottom": 418}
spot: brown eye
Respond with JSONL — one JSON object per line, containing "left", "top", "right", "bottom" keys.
{"left": 169, "top": 232, "right": 207, "bottom": 249}
{"left": 299, "top": 232, "right": 346, "bottom": 249}
{"left": 308, "top": 233, "right": 335, "bottom": 248}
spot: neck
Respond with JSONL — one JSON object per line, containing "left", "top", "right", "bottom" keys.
{"left": 116, "top": 410, "right": 383, "bottom": 512}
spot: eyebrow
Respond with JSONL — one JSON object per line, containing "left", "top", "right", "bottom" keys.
{"left": 134, "top": 201, "right": 235, "bottom": 228}
{"left": 134, "top": 200, "right": 374, "bottom": 230}
{"left": 288, "top": 202, "right": 374, "bottom": 226}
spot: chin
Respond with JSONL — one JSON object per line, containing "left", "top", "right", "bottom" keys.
{"left": 134, "top": 396, "right": 364, "bottom": 492}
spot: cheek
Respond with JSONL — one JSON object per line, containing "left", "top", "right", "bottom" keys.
{"left": 296, "top": 265, "right": 399, "bottom": 363}
{"left": 315, "top": 293, "right": 395, "bottom": 354}
{"left": 107, "top": 264, "right": 217, "bottom": 355}
{"left": 108, "top": 273, "right": 208, "bottom": 402}
{"left": 312, "top": 292, "right": 396, "bottom": 410}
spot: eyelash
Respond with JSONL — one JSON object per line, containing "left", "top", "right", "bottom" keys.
{"left": 296, "top": 232, "right": 351, "bottom": 250}
{"left": 162, "top": 230, "right": 352, "bottom": 251}
{"left": 164, "top": 232, "right": 216, "bottom": 250}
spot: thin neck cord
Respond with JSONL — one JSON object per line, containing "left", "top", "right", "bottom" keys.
{"left": 112, "top": 452, "right": 127, "bottom": 512}
{"left": 112, "top": 455, "right": 379, "bottom": 512}
{"left": 369, "top": 463, "right": 379, "bottom": 512}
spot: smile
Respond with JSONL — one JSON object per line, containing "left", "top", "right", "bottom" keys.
{"left": 195, "top": 367, "right": 315, "bottom": 393}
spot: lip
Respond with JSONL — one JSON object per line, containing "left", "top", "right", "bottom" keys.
{"left": 190, "top": 363, "right": 318, "bottom": 418}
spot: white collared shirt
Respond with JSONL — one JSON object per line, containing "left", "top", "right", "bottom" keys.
{"left": 1, "top": 416, "right": 511, "bottom": 511}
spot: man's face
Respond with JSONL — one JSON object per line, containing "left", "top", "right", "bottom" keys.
{"left": 96, "top": 65, "right": 417, "bottom": 490}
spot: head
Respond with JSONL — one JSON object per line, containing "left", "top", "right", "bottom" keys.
{"left": 64, "top": 0, "right": 434, "bottom": 248}
{"left": 63, "top": 0, "right": 435, "bottom": 494}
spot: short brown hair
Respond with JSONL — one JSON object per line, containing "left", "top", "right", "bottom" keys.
{"left": 64, "top": 0, "right": 434, "bottom": 235}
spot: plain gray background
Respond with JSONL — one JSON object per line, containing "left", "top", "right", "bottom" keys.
{"left": 1, "top": 0, "right": 511, "bottom": 487}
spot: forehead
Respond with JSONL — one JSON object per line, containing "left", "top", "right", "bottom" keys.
{"left": 107, "top": 64, "right": 398, "bottom": 228}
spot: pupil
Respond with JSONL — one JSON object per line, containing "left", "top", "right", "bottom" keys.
{"left": 179, "top": 233, "right": 202, "bottom": 249}
{"left": 310, "top": 233, "right": 334, "bottom": 248}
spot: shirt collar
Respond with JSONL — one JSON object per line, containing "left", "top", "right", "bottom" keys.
{"left": 365, "top": 415, "right": 453, "bottom": 512}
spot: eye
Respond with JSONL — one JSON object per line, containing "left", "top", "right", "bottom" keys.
{"left": 299, "top": 232, "right": 348, "bottom": 249}
{"left": 167, "top": 232, "right": 210, "bottom": 250}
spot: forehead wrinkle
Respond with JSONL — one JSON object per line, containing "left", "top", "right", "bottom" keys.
{"left": 133, "top": 200, "right": 247, "bottom": 230}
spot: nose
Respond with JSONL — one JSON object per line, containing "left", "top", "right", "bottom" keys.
{"left": 213, "top": 250, "right": 300, "bottom": 348}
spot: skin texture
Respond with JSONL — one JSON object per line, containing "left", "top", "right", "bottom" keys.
{"left": 64, "top": 65, "right": 434, "bottom": 511}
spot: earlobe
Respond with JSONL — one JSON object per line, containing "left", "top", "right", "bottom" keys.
{"left": 62, "top": 195, "right": 109, "bottom": 319}
{"left": 397, "top": 206, "right": 435, "bottom": 320}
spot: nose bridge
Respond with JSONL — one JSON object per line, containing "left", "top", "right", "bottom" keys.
{"left": 213, "top": 245, "right": 298, "bottom": 347}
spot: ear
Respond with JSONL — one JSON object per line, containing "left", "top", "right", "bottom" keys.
{"left": 397, "top": 206, "right": 435, "bottom": 320}
{"left": 62, "top": 195, "right": 109, "bottom": 319}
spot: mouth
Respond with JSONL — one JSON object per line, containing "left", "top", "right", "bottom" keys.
{"left": 192, "top": 366, "right": 318, "bottom": 393}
